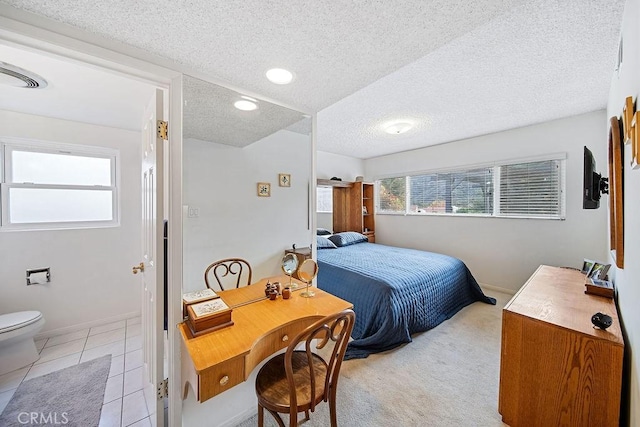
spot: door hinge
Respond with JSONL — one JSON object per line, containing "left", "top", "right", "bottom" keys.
{"left": 157, "top": 120, "right": 168, "bottom": 140}
{"left": 157, "top": 378, "right": 168, "bottom": 399}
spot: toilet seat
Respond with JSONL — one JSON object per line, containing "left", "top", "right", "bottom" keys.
{"left": 0, "top": 311, "right": 43, "bottom": 334}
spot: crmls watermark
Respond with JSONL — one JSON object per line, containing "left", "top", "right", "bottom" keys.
{"left": 17, "top": 412, "right": 69, "bottom": 425}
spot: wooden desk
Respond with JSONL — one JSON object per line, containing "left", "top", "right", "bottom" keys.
{"left": 499, "top": 265, "right": 624, "bottom": 427}
{"left": 179, "top": 276, "right": 353, "bottom": 402}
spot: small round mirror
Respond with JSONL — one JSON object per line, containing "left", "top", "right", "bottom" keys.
{"left": 298, "top": 259, "right": 318, "bottom": 298}
{"left": 281, "top": 253, "right": 299, "bottom": 276}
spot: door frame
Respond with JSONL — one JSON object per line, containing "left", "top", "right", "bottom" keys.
{"left": 0, "top": 8, "right": 185, "bottom": 425}
{"left": 0, "top": 5, "right": 316, "bottom": 425}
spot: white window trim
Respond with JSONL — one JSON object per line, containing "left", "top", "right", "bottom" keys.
{"left": 0, "top": 137, "right": 120, "bottom": 231}
{"left": 375, "top": 153, "right": 567, "bottom": 220}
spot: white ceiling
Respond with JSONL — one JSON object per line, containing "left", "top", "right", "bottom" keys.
{"left": 0, "top": 0, "right": 626, "bottom": 158}
{"left": 0, "top": 43, "right": 156, "bottom": 131}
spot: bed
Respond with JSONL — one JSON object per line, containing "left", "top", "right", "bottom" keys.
{"left": 316, "top": 232, "right": 496, "bottom": 359}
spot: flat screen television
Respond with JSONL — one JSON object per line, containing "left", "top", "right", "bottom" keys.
{"left": 583, "top": 146, "right": 608, "bottom": 209}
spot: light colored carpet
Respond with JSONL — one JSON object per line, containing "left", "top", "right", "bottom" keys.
{"left": 0, "top": 355, "right": 111, "bottom": 427}
{"left": 238, "top": 291, "right": 512, "bottom": 427}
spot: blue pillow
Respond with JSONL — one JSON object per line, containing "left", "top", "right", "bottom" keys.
{"left": 316, "top": 228, "right": 333, "bottom": 236}
{"left": 328, "top": 232, "right": 368, "bottom": 247}
{"left": 316, "top": 236, "right": 338, "bottom": 249}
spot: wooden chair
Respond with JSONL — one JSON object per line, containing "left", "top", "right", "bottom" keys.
{"left": 255, "top": 309, "right": 355, "bottom": 427}
{"left": 204, "top": 258, "right": 252, "bottom": 291}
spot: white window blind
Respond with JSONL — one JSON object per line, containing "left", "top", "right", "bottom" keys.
{"left": 316, "top": 186, "right": 333, "bottom": 213}
{"left": 499, "top": 160, "right": 561, "bottom": 218}
{"left": 376, "top": 156, "right": 565, "bottom": 220}
{"left": 409, "top": 168, "right": 493, "bottom": 214}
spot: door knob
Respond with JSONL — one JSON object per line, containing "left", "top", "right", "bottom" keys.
{"left": 132, "top": 262, "right": 145, "bottom": 274}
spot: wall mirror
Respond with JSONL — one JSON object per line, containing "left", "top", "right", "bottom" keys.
{"left": 608, "top": 116, "right": 624, "bottom": 268}
{"left": 182, "top": 75, "right": 313, "bottom": 293}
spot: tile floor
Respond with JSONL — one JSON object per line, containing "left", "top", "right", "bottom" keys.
{"left": 0, "top": 317, "right": 158, "bottom": 427}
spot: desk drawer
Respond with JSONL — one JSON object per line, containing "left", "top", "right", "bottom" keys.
{"left": 199, "top": 356, "right": 244, "bottom": 401}
{"left": 245, "top": 316, "right": 322, "bottom": 377}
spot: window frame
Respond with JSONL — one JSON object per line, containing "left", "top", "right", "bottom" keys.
{"left": 0, "top": 137, "right": 120, "bottom": 231}
{"left": 376, "top": 153, "right": 567, "bottom": 220}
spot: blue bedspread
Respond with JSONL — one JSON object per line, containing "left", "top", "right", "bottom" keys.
{"left": 317, "top": 242, "right": 495, "bottom": 359}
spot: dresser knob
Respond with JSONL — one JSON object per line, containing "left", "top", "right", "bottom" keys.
{"left": 282, "top": 335, "right": 289, "bottom": 342}
{"left": 219, "top": 375, "right": 229, "bottom": 386}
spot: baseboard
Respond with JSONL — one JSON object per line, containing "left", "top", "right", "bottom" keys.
{"left": 479, "top": 283, "right": 516, "bottom": 296}
{"left": 34, "top": 310, "right": 141, "bottom": 340}
{"left": 218, "top": 407, "right": 256, "bottom": 427}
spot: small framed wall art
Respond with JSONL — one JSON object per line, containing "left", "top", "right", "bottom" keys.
{"left": 279, "top": 173, "right": 291, "bottom": 187}
{"left": 622, "top": 96, "right": 634, "bottom": 142}
{"left": 257, "top": 182, "right": 271, "bottom": 197}
{"left": 632, "top": 111, "right": 640, "bottom": 169}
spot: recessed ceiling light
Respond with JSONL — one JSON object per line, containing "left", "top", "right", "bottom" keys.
{"left": 384, "top": 122, "right": 413, "bottom": 135}
{"left": 234, "top": 99, "right": 258, "bottom": 111}
{"left": 266, "top": 68, "right": 294, "bottom": 85}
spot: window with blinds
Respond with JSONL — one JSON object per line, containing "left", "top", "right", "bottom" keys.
{"left": 409, "top": 168, "right": 493, "bottom": 214}
{"left": 378, "top": 177, "right": 406, "bottom": 213}
{"left": 376, "top": 156, "right": 565, "bottom": 220}
{"left": 316, "top": 186, "right": 333, "bottom": 213}
{"left": 499, "top": 160, "right": 561, "bottom": 218}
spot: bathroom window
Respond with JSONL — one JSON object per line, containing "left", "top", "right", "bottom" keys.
{"left": 1, "top": 138, "right": 119, "bottom": 230}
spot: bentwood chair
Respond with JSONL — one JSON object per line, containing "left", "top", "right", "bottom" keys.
{"left": 255, "top": 309, "right": 356, "bottom": 427}
{"left": 204, "top": 258, "right": 252, "bottom": 291}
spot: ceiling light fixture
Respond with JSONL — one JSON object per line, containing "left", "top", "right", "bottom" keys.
{"left": 234, "top": 97, "right": 258, "bottom": 111}
{"left": 0, "top": 61, "right": 48, "bottom": 88}
{"left": 384, "top": 122, "right": 413, "bottom": 135}
{"left": 266, "top": 68, "right": 294, "bottom": 85}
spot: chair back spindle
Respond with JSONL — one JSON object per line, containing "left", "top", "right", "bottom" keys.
{"left": 204, "top": 258, "right": 252, "bottom": 291}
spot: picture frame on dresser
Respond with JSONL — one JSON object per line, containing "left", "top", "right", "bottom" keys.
{"left": 581, "top": 259, "right": 595, "bottom": 274}
{"left": 587, "top": 262, "right": 610, "bottom": 280}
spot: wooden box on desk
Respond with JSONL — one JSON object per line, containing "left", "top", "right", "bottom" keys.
{"left": 182, "top": 288, "right": 219, "bottom": 318}
{"left": 185, "top": 299, "right": 233, "bottom": 337}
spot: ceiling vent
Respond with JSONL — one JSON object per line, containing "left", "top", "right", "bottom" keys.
{"left": 0, "top": 62, "right": 48, "bottom": 88}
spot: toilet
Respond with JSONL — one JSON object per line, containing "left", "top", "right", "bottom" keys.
{"left": 0, "top": 311, "right": 45, "bottom": 375}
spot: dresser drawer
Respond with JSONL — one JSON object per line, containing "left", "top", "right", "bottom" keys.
{"left": 199, "top": 356, "right": 244, "bottom": 401}
{"left": 245, "top": 316, "right": 322, "bottom": 377}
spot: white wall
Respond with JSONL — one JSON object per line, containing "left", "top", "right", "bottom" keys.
{"left": 364, "top": 110, "right": 608, "bottom": 292}
{"left": 0, "top": 110, "right": 141, "bottom": 334}
{"left": 182, "top": 130, "right": 312, "bottom": 292}
{"left": 316, "top": 150, "right": 364, "bottom": 231}
{"left": 607, "top": 0, "right": 640, "bottom": 424}
{"left": 181, "top": 129, "right": 312, "bottom": 425}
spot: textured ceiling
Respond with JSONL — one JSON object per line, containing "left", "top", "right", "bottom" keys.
{"left": 318, "top": 0, "right": 626, "bottom": 158}
{"left": 0, "top": 0, "right": 626, "bottom": 159}
{"left": 183, "top": 75, "right": 307, "bottom": 147}
{"left": 0, "top": 0, "right": 525, "bottom": 114}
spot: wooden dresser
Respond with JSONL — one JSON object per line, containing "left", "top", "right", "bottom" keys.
{"left": 499, "top": 265, "right": 624, "bottom": 427}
